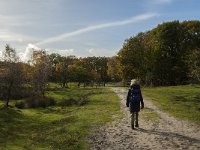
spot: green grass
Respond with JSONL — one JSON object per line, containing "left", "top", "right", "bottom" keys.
{"left": 140, "top": 108, "right": 160, "bottom": 123}
{"left": 142, "top": 85, "right": 200, "bottom": 124}
{"left": 0, "top": 86, "right": 121, "bottom": 150}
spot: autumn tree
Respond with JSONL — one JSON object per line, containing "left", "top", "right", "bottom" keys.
{"left": 48, "top": 53, "right": 63, "bottom": 82}
{"left": 31, "top": 50, "right": 50, "bottom": 96}
{"left": 55, "top": 55, "right": 77, "bottom": 88}
{"left": 107, "top": 56, "right": 122, "bottom": 82}
{"left": 0, "top": 44, "right": 25, "bottom": 107}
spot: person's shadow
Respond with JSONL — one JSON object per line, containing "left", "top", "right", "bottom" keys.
{"left": 135, "top": 128, "right": 200, "bottom": 144}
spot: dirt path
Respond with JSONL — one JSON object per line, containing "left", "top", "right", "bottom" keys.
{"left": 89, "top": 87, "right": 200, "bottom": 150}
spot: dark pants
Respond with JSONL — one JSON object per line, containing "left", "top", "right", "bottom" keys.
{"left": 131, "top": 112, "right": 139, "bottom": 126}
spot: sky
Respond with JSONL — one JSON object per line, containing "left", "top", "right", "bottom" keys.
{"left": 0, "top": 0, "right": 200, "bottom": 61}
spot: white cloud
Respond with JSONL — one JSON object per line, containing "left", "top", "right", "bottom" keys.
{"left": 0, "top": 50, "right": 2, "bottom": 60}
{"left": 152, "top": 0, "right": 172, "bottom": 4}
{"left": 88, "top": 48, "right": 94, "bottom": 54}
{"left": 19, "top": 44, "right": 75, "bottom": 62}
{"left": 87, "top": 48, "right": 115, "bottom": 57}
{"left": 35, "top": 12, "right": 159, "bottom": 46}
{"left": 0, "top": 29, "right": 34, "bottom": 42}
{"left": 20, "top": 43, "right": 41, "bottom": 62}
{"left": 56, "top": 49, "right": 74, "bottom": 56}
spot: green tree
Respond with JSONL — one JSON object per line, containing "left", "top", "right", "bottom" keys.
{"left": 107, "top": 56, "right": 122, "bottom": 82}
{"left": 186, "top": 49, "right": 200, "bottom": 83}
{"left": 56, "top": 55, "right": 77, "bottom": 88}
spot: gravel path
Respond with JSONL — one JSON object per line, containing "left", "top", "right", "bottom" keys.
{"left": 89, "top": 87, "right": 200, "bottom": 150}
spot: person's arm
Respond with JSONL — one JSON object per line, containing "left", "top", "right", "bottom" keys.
{"left": 126, "top": 89, "right": 131, "bottom": 107}
{"left": 139, "top": 86, "right": 144, "bottom": 109}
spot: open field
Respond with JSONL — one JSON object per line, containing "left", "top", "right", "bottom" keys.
{"left": 0, "top": 85, "right": 121, "bottom": 150}
{"left": 142, "top": 85, "right": 200, "bottom": 124}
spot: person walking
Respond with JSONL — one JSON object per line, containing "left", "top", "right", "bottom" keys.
{"left": 126, "top": 79, "right": 144, "bottom": 129}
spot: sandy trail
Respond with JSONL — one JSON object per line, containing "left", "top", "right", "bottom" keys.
{"left": 89, "top": 87, "right": 200, "bottom": 150}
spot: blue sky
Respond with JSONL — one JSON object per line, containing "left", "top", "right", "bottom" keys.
{"left": 0, "top": 0, "right": 200, "bottom": 60}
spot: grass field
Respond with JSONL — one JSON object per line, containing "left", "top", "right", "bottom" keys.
{"left": 142, "top": 85, "right": 200, "bottom": 124}
{"left": 0, "top": 85, "right": 121, "bottom": 150}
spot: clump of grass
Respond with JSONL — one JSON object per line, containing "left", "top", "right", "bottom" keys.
{"left": 143, "top": 85, "right": 200, "bottom": 124}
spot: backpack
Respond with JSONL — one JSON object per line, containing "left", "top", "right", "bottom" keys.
{"left": 130, "top": 86, "right": 141, "bottom": 103}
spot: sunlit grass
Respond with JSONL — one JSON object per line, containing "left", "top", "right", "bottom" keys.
{"left": 0, "top": 86, "right": 121, "bottom": 150}
{"left": 141, "top": 107, "right": 160, "bottom": 123}
{"left": 143, "top": 85, "right": 200, "bottom": 124}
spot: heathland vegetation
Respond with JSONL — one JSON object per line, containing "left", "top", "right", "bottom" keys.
{"left": 0, "top": 85, "right": 120, "bottom": 149}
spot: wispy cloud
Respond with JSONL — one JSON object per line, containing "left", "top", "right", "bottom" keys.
{"left": 152, "top": 0, "right": 172, "bottom": 4}
{"left": 0, "top": 29, "right": 36, "bottom": 42}
{"left": 87, "top": 47, "right": 115, "bottom": 57}
{"left": 56, "top": 49, "right": 74, "bottom": 56}
{"left": 36, "top": 12, "right": 159, "bottom": 46}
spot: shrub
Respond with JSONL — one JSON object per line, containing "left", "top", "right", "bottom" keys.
{"left": 15, "top": 101, "right": 25, "bottom": 109}
{"left": 26, "top": 96, "right": 56, "bottom": 108}
{"left": 15, "top": 96, "right": 56, "bottom": 109}
{"left": 58, "top": 96, "right": 88, "bottom": 106}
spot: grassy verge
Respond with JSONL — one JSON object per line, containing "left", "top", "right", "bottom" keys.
{"left": 142, "top": 85, "right": 200, "bottom": 124}
{"left": 140, "top": 108, "right": 160, "bottom": 123}
{"left": 0, "top": 86, "right": 121, "bottom": 150}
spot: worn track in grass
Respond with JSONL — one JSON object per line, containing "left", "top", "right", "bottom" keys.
{"left": 89, "top": 87, "right": 200, "bottom": 150}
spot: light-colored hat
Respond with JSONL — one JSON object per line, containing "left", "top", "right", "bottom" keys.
{"left": 130, "top": 79, "right": 137, "bottom": 86}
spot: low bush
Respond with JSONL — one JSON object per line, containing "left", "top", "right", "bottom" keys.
{"left": 58, "top": 96, "right": 88, "bottom": 106}
{"left": 15, "top": 101, "right": 25, "bottom": 109}
{"left": 0, "top": 86, "right": 32, "bottom": 100}
{"left": 15, "top": 96, "right": 56, "bottom": 109}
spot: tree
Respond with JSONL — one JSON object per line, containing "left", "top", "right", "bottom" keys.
{"left": 68, "top": 65, "right": 90, "bottom": 87}
{"left": 152, "top": 21, "right": 184, "bottom": 85}
{"left": 31, "top": 50, "right": 50, "bottom": 96}
{"left": 55, "top": 55, "right": 77, "bottom": 88}
{"left": 117, "top": 20, "right": 200, "bottom": 86}
{"left": 0, "top": 44, "right": 24, "bottom": 107}
{"left": 186, "top": 49, "right": 200, "bottom": 83}
{"left": 77, "top": 57, "right": 109, "bottom": 86}
{"left": 118, "top": 32, "right": 148, "bottom": 83}
{"left": 107, "top": 56, "right": 122, "bottom": 82}
{"left": 48, "top": 53, "right": 63, "bottom": 82}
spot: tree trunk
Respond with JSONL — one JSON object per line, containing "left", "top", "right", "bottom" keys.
{"left": 5, "top": 85, "right": 12, "bottom": 107}
{"left": 62, "top": 82, "right": 66, "bottom": 88}
{"left": 78, "top": 82, "right": 80, "bottom": 87}
{"left": 5, "top": 99, "right": 9, "bottom": 108}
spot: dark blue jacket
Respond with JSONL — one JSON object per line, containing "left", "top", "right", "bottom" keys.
{"left": 126, "top": 84, "right": 144, "bottom": 113}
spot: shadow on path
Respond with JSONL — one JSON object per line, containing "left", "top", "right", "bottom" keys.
{"left": 136, "top": 128, "right": 200, "bottom": 144}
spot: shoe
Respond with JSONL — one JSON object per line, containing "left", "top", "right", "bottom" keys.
{"left": 135, "top": 122, "right": 139, "bottom": 128}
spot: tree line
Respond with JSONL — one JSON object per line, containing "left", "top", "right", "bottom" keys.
{"left": 0, "top": 45, "right": 122, "bottom": 107}
{"left": 118, "top": 20, "right": 200, "bottom": 86}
